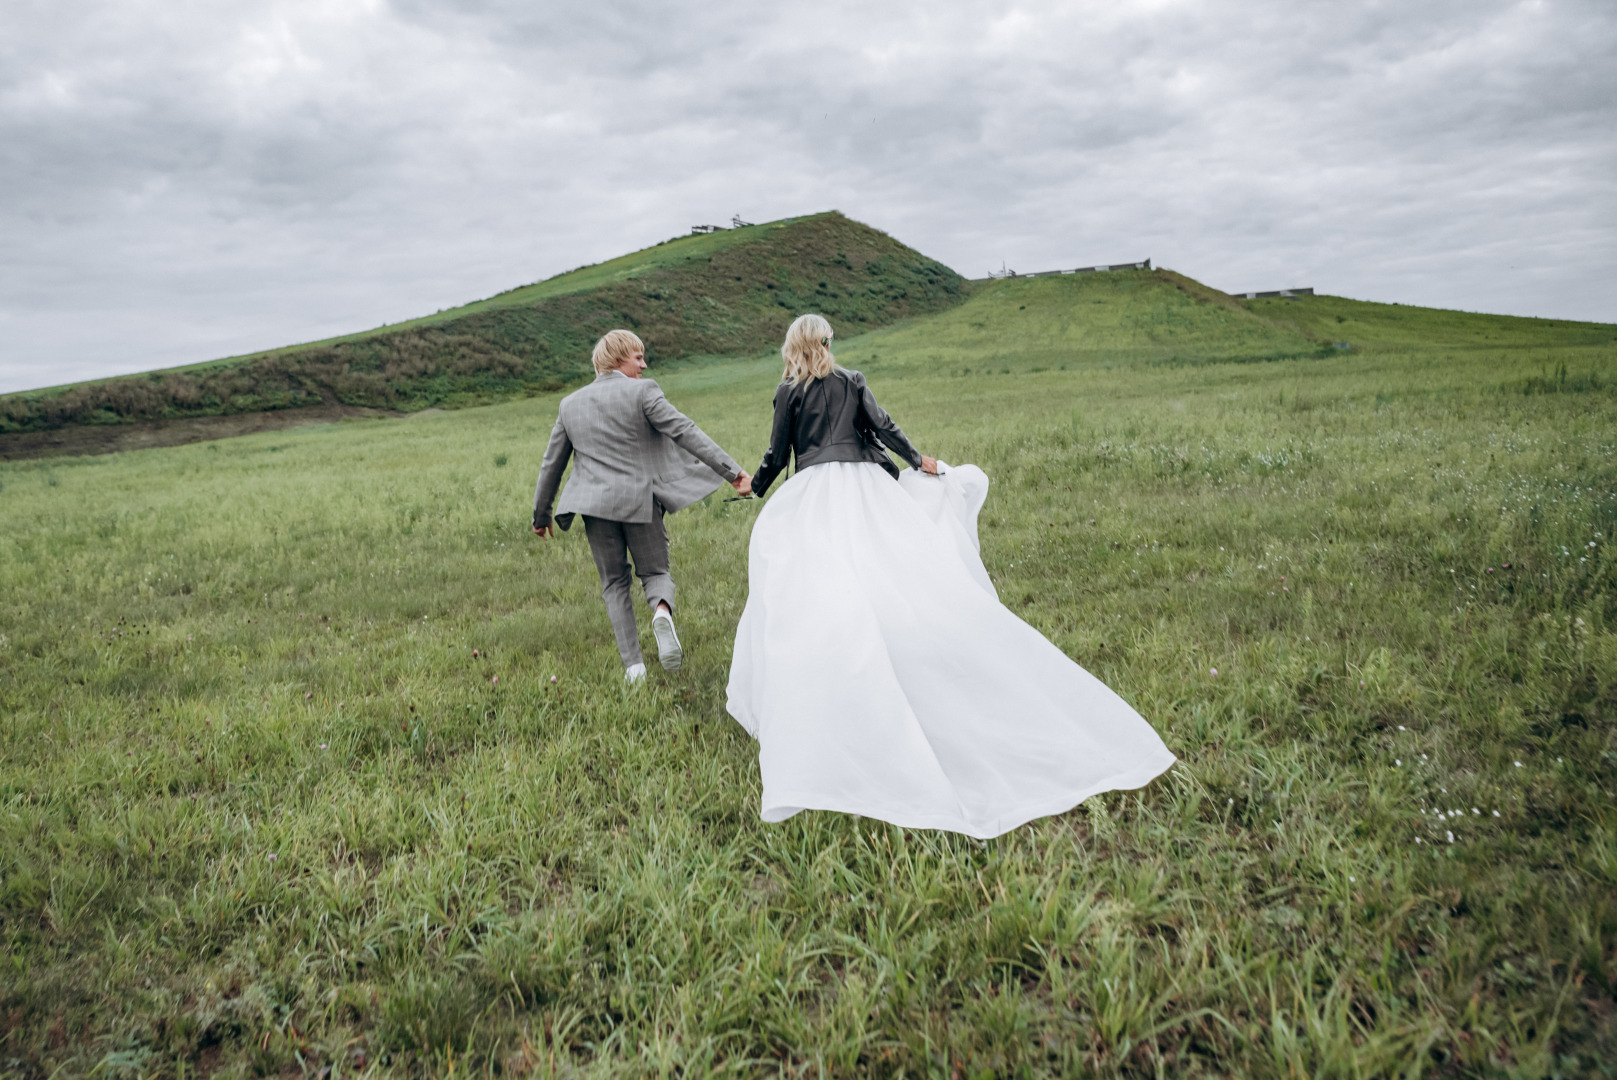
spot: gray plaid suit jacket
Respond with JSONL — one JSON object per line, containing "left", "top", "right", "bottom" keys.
{"left": 532, "top": 371, "right": 741, "bottom": 530}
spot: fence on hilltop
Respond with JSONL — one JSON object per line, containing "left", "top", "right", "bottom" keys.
{"left": 974, "top": 259, "right": 1151, "bottom": 282}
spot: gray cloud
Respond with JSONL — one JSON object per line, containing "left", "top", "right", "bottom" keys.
{"left": 2, "top": 0, "right": 1612, "bottom": 392}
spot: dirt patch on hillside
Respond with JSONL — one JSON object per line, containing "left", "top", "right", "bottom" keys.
{"left": 0, "top": 404, "right": 402, "bottom": 461}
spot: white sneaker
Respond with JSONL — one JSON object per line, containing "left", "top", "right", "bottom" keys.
{"left": 623, "top": 662, "right": 647, "bottom": 685}
{"left": 652, "top": 608, "right": 682, "bottom": 672}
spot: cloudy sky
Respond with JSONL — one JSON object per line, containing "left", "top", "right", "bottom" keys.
{"left": 2, "top": 0, "right": 1613, "bottom": 393}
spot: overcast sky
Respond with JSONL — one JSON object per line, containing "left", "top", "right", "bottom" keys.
{"left": 2, "top": 0, "right": 1613, "bottom": 393}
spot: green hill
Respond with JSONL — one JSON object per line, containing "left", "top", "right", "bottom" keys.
{"left": 7, "top": 213, "right": 1614, "bottom": 463}
{"left": 839, "top": 268, "right": 1617, "bottom": 379}
{"left": 0, "top": 212, "right": 967, "bottom": 438}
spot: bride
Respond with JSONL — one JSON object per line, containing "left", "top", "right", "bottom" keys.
{"left": 725, "top": 314, "right": 1176, "bottom": 839}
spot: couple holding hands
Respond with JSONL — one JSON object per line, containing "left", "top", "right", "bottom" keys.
{"left": 532, "top": 315, "right": 1174, "bottom": 839}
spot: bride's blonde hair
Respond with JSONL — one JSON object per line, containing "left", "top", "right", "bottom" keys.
{"left": 781, "top": 314, "right": 837, "bottom": 385}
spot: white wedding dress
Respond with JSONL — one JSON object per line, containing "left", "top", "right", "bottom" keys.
{"left": 725, "top": 460, "right": 1176, "bottom": 839}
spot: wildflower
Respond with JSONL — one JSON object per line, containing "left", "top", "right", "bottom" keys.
{"left": 305, "top": 692, "right": 313, "bottom": 700}
{"left": 1446, "top": 831, "right": 1454, "bottom": 843}
{"left": 1471, "top": 808, "right": 1479, "bottom": 815}
{"left": 1210, "top": 667, "right": 1218, "bottom": 676}
{"left": 1395, "top": 759, "right": 1402, "bottom": 766}
{"left": 472, "top": 649, "right": 480, "bottom": 657}
{"left": 550, "top": 675, "right": 558, "bottom": 683}
{"left": 267, "top": 853, "right": 278, "bottom": 861}
{"left": 1397, "top": 725, "right": 1405, "bottom": 731}
{"left": 1360, "top": 680, "right": 1366, "bottom": 687}
{"left": 1415, "top": 838, "right": 1423, "bottom": 844}
{"left": 1514, "top": 761, "right": 1523, "bottom": 767}
{"left": 1349, "top": 876, "right": 1356, "bottom": 883}
{"left": 319, "top": 743, "right": 328, "bottom": 750}
{"left": 492, "top": 676, "right": 499, "bottom": 684}
{"left": 1492, "top": 810, "right": 1500, "bottom": 817}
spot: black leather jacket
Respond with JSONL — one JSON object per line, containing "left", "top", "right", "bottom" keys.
{"left": 752, "top": 368, "right": 923, "bottom": 498}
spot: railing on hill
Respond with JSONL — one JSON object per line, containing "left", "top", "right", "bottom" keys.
{"left": 975, "top": 259, "right": 1151, "bottom": 281}
{"left": 1231, "top": 287, "right": 1314, "bottom": 299}
{"left": 690, "top": 215, "right": 755, "bottom": 235}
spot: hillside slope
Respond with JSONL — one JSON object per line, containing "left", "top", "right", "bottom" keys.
{"left": 0, "top": 213, "right": 967, "bottom": 437}
{"left": 831, "top": 268, "right": 1325, "bottom": 375}
{"left": 831, "top": 268, "right": 1616, "bottom": 380}
{"left": 1243, "top": 292, "right": 1617, "bottom": 351}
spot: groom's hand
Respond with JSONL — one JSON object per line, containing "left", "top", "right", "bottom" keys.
{"left": 921, "top": 455, "right": 940, "bottom": 476}
{"left": 731, "top": 471, "right": 753, "bottom": 497}
{"left": 532, "top": 514, "right": 554, "bottom": 539}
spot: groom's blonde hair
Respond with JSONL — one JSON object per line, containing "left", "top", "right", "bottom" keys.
{"left": 592, "top": 329, "right": 645, "bottom": 374}
{"left": 781, "top": 314, "right": 837, "bottom": 385}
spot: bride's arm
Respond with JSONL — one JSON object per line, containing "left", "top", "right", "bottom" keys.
{"left": 853, "top": 372, "right": 930, "bottom": 473}
{"left": 751, "top": 383, "right": 796, "bottom": 497}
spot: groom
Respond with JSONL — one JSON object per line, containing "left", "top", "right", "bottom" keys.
{"left": 531, "top": 329, "right": 751, "bottom": 683}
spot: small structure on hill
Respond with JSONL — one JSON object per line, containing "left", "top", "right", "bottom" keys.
{"left": 1232, "top": 287, "right": 1315, "bottom": 299}
{"left": 981, "top": 258, "right": 1151, "bottom": 281}
{"left": 690, "top": 224, "right": 727, "bottom": 234}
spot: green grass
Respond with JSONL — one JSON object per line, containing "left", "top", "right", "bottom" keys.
{"left": 1, "top": 278, "right": 1615, "bottom": 1077}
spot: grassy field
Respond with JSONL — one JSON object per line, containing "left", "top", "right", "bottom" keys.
{"left": 1, "top": 273, "right": 1615, "bottom": 1077}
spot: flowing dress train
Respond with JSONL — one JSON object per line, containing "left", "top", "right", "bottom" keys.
{"left": 726, "top": 460, "right": 1176, "bottom": 839}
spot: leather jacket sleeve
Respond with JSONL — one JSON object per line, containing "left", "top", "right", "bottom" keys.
{"left": 752, "top": 381, "right": 796, "bottom": 498}
{"left": 853, "top": 372, "right": 923, "bottom": 470}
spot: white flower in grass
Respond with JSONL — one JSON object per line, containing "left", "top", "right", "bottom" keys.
{"left": 1446, "top": 831, "right": 1455, "bottom": 843}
